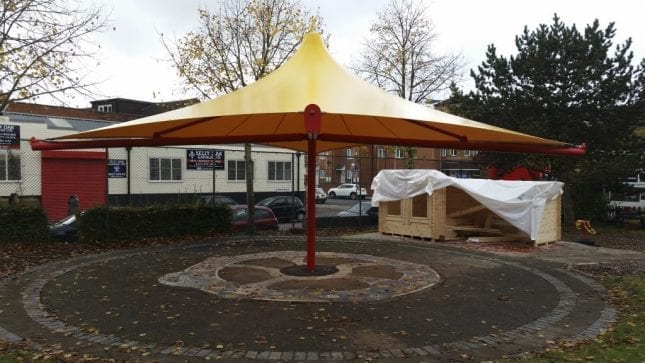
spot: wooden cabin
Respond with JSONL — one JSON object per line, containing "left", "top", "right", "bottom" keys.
{"left": 378, "top": 185, "right": 561, "bottom": 246}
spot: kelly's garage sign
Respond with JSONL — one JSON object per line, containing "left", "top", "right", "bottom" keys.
{"left": 0, "top": 124, "right": 20, "bottom": 149}
{"left": 107, "top": 159, "right": 127, "bottom": 178}
{"left": 186, "top": 149, "right": 225, "bottom": 170}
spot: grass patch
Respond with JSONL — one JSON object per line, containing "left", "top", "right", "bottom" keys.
{"left": 527, "top": 275, "right": 644, "bottom": 362}
{"left": 0, "top": 346, "right": 60, "bottom": 362}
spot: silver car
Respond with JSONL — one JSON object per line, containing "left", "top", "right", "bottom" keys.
{"left": 315, "top": 187, "right": 327, "bottom": 204}
{"left": 337, "top": 201, "right": 378, "bottom": 217}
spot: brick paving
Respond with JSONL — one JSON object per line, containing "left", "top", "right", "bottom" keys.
{"left": 0, "top": 236, "right": 629, "bottom": 362}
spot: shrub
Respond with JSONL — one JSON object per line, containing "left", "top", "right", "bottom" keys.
{"left": 0, "top": 206, "right": 50, "bottom": 244}
{"left": 78, "top": 204, "right": 232, "bottom": 242}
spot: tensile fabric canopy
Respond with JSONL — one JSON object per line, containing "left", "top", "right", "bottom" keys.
{"left": 31, "top": 33, "right": 585, "bottom": 270}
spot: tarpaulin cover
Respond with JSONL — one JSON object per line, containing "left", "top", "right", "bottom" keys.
{"left": 371, "top": 169, "right": 563, "bottom": 240}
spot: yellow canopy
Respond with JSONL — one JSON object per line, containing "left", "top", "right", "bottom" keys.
{"left": 33, "top": 33, "right": 583, "bottom": 154}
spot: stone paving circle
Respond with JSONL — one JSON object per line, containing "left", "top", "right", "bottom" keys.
{"left": 0, "top": 236, "right": 620, "bottom": 362}
{"left": 159, "top": 250, "right": 441, "bottom": 302}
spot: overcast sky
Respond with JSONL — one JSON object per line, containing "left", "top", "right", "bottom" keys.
{"left": 77, "top": 0, "right": 645, "bottom": 108}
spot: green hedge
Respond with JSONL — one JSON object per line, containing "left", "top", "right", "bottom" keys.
{"left": 0, "top": 207, "right": 50, "bottom": 243}
{"left": 78, "top": 204, "right": 232, "bottom": 242}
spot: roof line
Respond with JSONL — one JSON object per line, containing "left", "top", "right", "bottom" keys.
{"left": 3, "top": 111, "right": 119, "bottom": 125}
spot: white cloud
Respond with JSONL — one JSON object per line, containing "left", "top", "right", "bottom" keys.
{"left": 65, "top": 0, "right": 645, "bottom": 107}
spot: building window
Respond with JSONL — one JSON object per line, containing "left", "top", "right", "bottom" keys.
{"left": 149, "top": 157, "right": 181, "bottom": 181}
{"left": 440, "top": 148, "right": 459, "bottom": 157}
{"left": 228, "top": 160, "right": 246, "bottom": 181}
{"left": 268, "top": 161, "right": 292, "bottom": 181}
{"left": 412, "top": 194, "right": 428, "bottom": 218}
{"left": 97, "top": 104, "right": 112, "bottom": 113}
{"left": 318, "top": 151, "right": 329, "bottom": 159}
{"left": 377, "top": 147, "right": 385, "bottom": 159}
{"left": 387, "top": 200, "right": 401, "bottom": 216}
{"left": 346, "top": 148, "right": 353, "bottom": 159}
{"left": 394, "top": 148, "right": 403, "bottom": 159}
{"left": 0, "top": 150, "right": 21, "bottom": 181}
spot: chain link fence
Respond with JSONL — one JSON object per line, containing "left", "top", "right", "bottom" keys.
{"left": 0, "top": 139, "right": 41, "bottom": 208}
{"left": 316, "top": 153, "right": 483, "bottom": 193}
{"left": 107, "top": 145, "right": 305, "bottom": 207}
{"left": 3, "top": 140, "right": 488, "bottom": 211}
{"left": 1, "top": 140, "right": 306, "bottom": 209}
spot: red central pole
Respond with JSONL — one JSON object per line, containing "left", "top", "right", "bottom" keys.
{"left": 303, "top": 104, "right": 321, "bottom": 271}
{"left": 306, "top": 137, "right": 317, "bottom": 270}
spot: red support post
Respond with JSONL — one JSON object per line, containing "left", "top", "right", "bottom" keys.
{"left": 306, "top": 137, "right": 317, "bottom": 270}
{"left": 304, "top": 104, "right": 321, "bottom": 271}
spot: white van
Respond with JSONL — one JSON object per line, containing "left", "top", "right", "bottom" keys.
{"left": 608, "top": 174, "right": 645, "bottom": 210}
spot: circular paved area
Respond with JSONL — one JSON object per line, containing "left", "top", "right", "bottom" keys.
{"left": 159, "top": 251, "right": 440, "bottom": 302}
{"left": 0, "top": 236, "right": 616, "bottom": 362}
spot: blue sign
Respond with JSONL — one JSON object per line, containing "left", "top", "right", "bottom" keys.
{"left": 187, "top": 149, "right": 225, "bottom": 170}
{"left": 0, "top": 124, "right": 20, "bottom": 149}
{"left": 107, "top": 159, "right": 127, "bottom": 178}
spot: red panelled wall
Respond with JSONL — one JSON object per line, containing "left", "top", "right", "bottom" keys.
{"left": 42, "top": 151, "right": 107, "bottom": 221}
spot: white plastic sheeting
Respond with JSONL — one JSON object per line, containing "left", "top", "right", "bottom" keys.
{"left": 371, "top": 169, "right": 563, "bottom": 240}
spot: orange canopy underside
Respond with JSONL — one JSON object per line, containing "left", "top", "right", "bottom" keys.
{"left": 34, "top": 33, "right": 583, "bottom": 155}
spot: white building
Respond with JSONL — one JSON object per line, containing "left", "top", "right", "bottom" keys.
{"left": 0, "top": 100, "right": 305, "bottom": 220}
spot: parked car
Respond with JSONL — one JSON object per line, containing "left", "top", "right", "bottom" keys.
{"left": 315, "top": 187, "right": 328, "bottom": 204}
{"left": 256, "top": 196, "right": 305, "bottom": 222}
{"left": 337, "top": 201, "right": 379, "bottom": 217}
{"left": 197, "top": 195, "right": 238, "bottom": 206}
{"left": 49, "top": 214, "right": 79, "bottom": 240}
{"left": 231, "top": 205, "right": 278, "bottom": 231}
{"left": 327, "top": 183, "right": 367, "bottom": 200}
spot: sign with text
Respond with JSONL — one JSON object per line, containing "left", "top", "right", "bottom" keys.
{"left": 186, "top": 149, "right": 225, "bottom": 170}
{"left": 0, "top": 124, "right": 20, "bottom": 149}
{"left": 107, "top": 159, "right": 127, "bottom": 178}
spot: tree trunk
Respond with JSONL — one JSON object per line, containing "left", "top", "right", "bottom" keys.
{"left": 405, "top": 147, "right": 416, "bottom": 169}
{"left": 244, "top": 143, "right": 256, "bottom": 234}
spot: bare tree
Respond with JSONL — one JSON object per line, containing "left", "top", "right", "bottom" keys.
{"left": 353, "top": 0, "right": 463, "bottom": 168}
{"left": 162, "top": 0, "right": 323, "bottom": 233}
{"left": 0, "top": 0, "right": 108, "bottom": 110}
{"left": 354, "top": 0, "right": 463, "bottom": 103}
